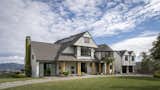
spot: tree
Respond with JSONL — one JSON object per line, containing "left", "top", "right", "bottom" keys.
{"left": 101, "top": 55, "right": 114, "bottom": 74}
{"left": 150, "top": 33, "right": 160, "bottom": 71}
{"left": 141, "top": 52, "right": 153, "bottom": 73}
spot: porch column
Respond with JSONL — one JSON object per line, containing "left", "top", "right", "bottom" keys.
{"left": 77, "top": 62, "right": 81, "bottom": 76}
{"left": 106, "top": 63, "right": 110, "bottom": 74}
{"left": 111, "top": 63, "right": 114, "bottom": 74}
{"left": 104, "top": 63, "right": 106, "bottom": 74}
{"left": 92, "top": 62, "right": 96, "bottom": 74}
{"left": 60, "top": 62, "right": 65, "bottom": 73}
{"left": 126, "top": 66, "right": 129, "bottom": 74}
{"left": 36, "top": 62, "right": 40, "bottom": 77}
{"left": 133, "top": 66, "right": 135, "bottom": 73}
{"left": 99, "top": 63, "right": 101, "bottom": 74}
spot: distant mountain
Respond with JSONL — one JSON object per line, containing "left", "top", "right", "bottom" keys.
{"left": 0, "top": 63, "right": 24, "bottom": 71}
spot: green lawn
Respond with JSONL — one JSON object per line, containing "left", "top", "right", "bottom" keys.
{"left": 3, "top": 77, "right": 160, "bottom": 90}
{"left": 0, "top": 78, "right": 31, "bottom": 83}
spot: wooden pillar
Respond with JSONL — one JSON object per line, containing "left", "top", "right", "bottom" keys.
{"left": 60, "top": 62, "right": 65, "bottom": 73}
{"left": 92, "top": 62, "right": 96, "bottom": 74}
{"left": 104, "top": 63, "right": 106, "bottom": 74}
{"left": 99, "top": 63, "right": 101, "bottom": 74}
{"left": 126, "top": 66, "right": 129, "bottom": 74}
{"left": 77, "top": 62, "right": 81, "bottom": 76}
{"left": 106, "top": 63, "right": 110, "bottom": 74}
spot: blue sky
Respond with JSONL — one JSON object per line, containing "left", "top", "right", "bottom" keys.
{"left": 0, "top": 0, "right": 160, "bottom": 64}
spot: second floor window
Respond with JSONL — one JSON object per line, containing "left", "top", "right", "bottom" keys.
{"left": 84, "top": 37, "right": 90, "bottom": 43}
{"left": 125, "top": 55, "right": 128, "bottom": 61}
{"left": 81, "top": 47, "right": 91, "bottom": 56}
{"left": 132, "top": 56, "right": 135, "bottom": 61}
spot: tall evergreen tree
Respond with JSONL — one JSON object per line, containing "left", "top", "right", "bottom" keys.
{"left": 141, "top": 52, "right": 153, "bottom": 73}
{"left": 150, "top": 33, "right": 160, "bottom": 71}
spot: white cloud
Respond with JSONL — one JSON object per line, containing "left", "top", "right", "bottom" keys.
{"left": 0, "top": 0, "right": 80, "bottom": 64}
{"left": 0, "top": 0, "right": 160, "bottom": 63}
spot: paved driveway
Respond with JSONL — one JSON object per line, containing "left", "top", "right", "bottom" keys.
{"left": 0, "top": 74, "right": 152, "bottom": 89}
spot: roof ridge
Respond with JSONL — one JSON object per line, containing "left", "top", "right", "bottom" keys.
{"left": 55, "top": 31, "right": 86, "bottom": 44}
{"left": 31, "top": 41, "right": 61, "bottom": 46}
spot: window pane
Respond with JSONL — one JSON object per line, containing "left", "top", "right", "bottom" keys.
{"left": 81, "top": 47, "right": 91, "bottom": 56}
{"left": 132, "top": 56, "right": 134, "bottom": 61}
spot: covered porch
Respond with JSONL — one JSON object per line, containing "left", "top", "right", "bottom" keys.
{"left": 56, "top": 61, "right": 100, "bottom": 76}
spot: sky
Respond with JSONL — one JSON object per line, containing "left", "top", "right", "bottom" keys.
{"left": 0, "top": 0, "right": 160, "bottom": 64}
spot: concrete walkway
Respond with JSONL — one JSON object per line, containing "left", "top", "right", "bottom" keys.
{"left": 0, "top": 74, "right": 152, "bottom": 90}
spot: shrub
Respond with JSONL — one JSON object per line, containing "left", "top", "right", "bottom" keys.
{"left": 62, "top": 71, "right": 69, "bottom": 76}
{"left": 0, "top": 73, "right": 26, "bottom": 78}
{"left": 154, "top": 70, "right": 160, "bottom": 78}
{"left": 11, "top": 73, "right": 26, "bottom": 78}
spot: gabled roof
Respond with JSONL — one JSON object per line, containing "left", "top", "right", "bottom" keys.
{"left": 55, "top": 32, "right": 86, "bottom": 44}
{"left": 31, "top": 41, "right": 61, "bottom": 61}
{"left": 30, "top": 31, "right": 98, "bottom": 61}
{"left": 116, "top": 50, "right": 134, "bottom": 56}
{"left": 128, "top": 51, "right": 133, "bottom": 54}
{"left": 95, "top": 44, "right": 113, "bottom": 52}
{"left": 54, "top": 32, "right": 87, "bottom": 61}
{"left": 116, "top": 50, "right": 126, "bottom": 56}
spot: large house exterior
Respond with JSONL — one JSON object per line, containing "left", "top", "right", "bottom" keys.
{"left": 25, "top": 31, "right": 136, "bottom": 77}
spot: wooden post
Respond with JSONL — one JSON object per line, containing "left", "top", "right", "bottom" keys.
{"left": 99, "top": 63, "right": 101, "bottom": 74}
{"left": 92, "top": 62, "right": 96, "bottom": 74}
{"left": 77, "top": 62, "right": 81, "bottom": 76}
{"left": 106, "top": 63, "right": 110, "bottom": 74}
{"left": 61, "top": 62, "right": 65, "bottom": 73}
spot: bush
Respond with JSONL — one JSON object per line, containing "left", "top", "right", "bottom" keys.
{"left": 154, "top": 70, "right": 160, "bottom": 78}
{"left": 0, "top": 73, "right": 26, "bottom": 78}
{"left": 11, "top": 74, "right": 26, "bottom": 78}
{"left": 62, "top": 71, "right": 69, "bottom": 76}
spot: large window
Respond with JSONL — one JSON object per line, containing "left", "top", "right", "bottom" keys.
{"left": 84, "top": 37, "right": 90, "bottom": 43}
{"left": 81, "top": 47, "right": 91, "bottom": 56}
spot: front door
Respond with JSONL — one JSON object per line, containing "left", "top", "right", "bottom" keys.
{"left": 44, "top": 63, "right": 51, "bottom": 76}
{"left": 81, "top": 63, "right": 87, "bottom": 73}
{"left": 129, "top": 66, "right": 133, "bottom": 73}
{"left": 122, "top": 66, "right": 127, "bottom": 73}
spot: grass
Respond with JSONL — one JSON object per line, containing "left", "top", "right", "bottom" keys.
{"left": 3, "top": 76, "right": 160, "bottom": 90}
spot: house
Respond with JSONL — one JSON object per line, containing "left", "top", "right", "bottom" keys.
{"left": 116, "top": 50, "right": 136, "bottom": 74}
{"left": 25, "top": 31, "right": 136, "bottom": 77}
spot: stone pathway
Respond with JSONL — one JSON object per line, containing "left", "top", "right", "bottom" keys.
{"left": 0, "top": 74, "right": 152, "bottom": 90}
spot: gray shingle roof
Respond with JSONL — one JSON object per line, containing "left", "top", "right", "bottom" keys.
{"left": 30, "top": 31, "right": 103, "bottom": 62}
{"left": 95, "top": 44, "right": 113, "bottom": 52}
{"left": 55, "top": 32, "right": 86, "bottom": 44}
{"left": 116, "top": 50, "right": 126, "bottom": 56}
{"left": 31, "top": 41, "right": 61, "bottom": 61}
{"left": 31, "top": 31, "right": 95, "bottom": 62}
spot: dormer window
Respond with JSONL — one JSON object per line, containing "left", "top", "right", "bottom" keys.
{"left": 84, "top": 37, "right": 90, "bottom": 43}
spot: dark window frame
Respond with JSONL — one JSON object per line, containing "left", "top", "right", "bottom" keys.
{"left": 81, "top": 47, "right": 91, "bottom": 56}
